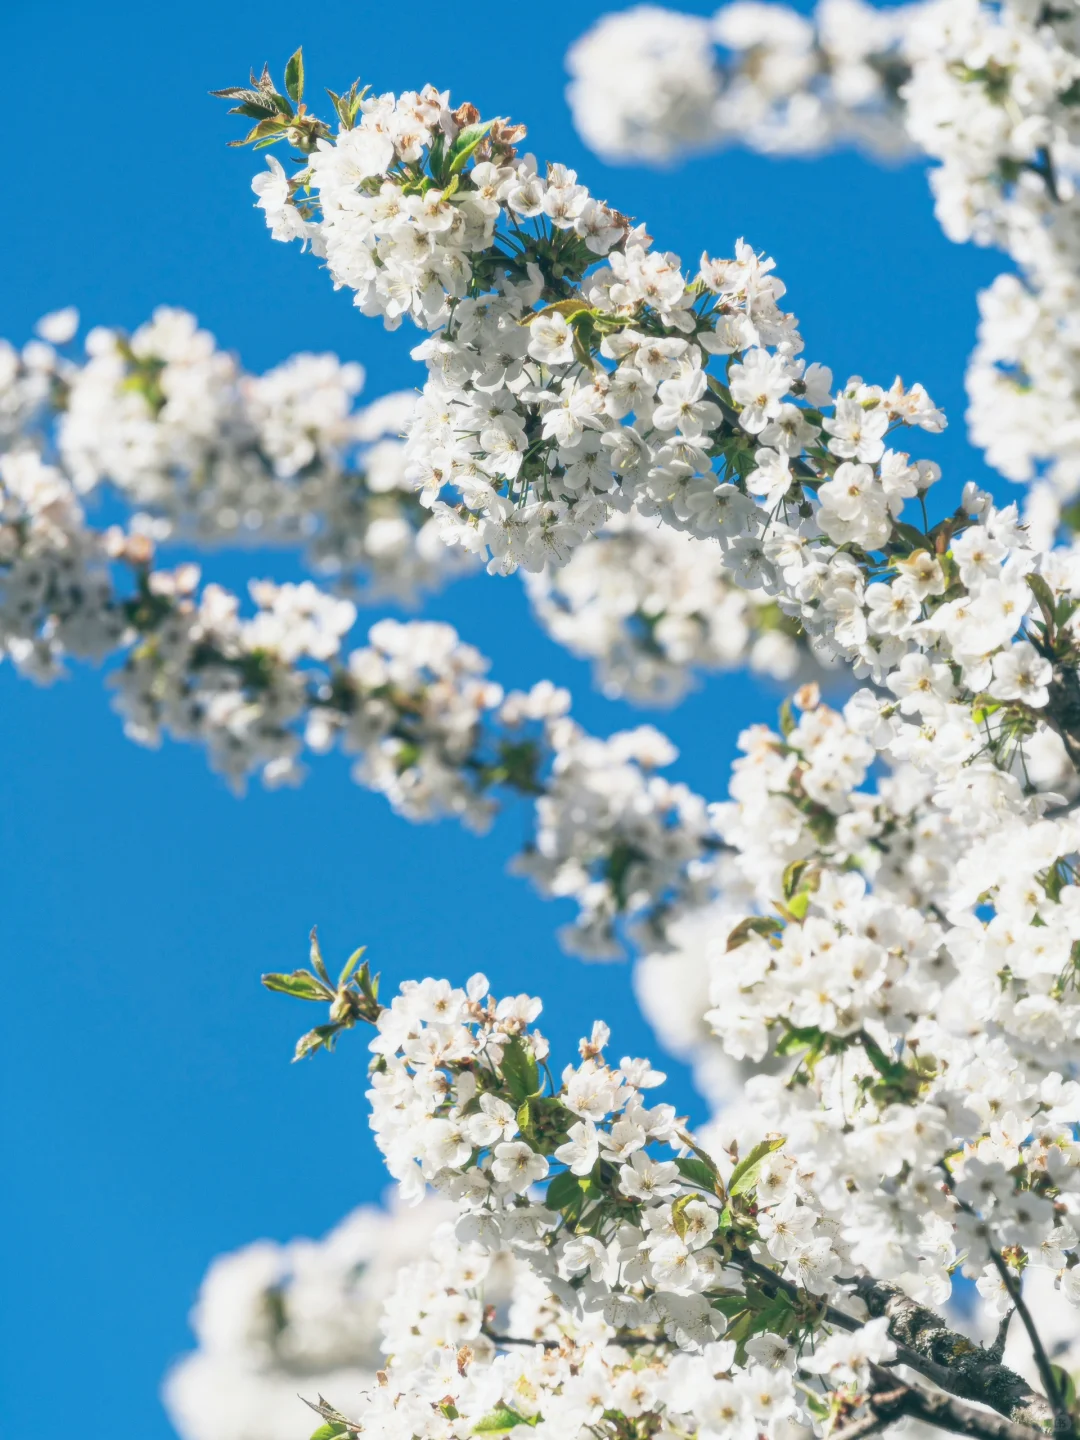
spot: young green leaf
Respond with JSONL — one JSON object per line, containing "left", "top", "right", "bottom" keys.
{"left": 473, "top": 1408, "right": 528, "bottom": 1433}
{"left": 501, "top": 1035, "right": 541, "bottom": 1102}
{"left": 310, "top": 928, "right": 332, "bottom": 986}
{"left": 728, "top": 1135, "right": 785, "bottom": 1197}
{"left": 675, "top": 1156, "right": 720, "bottom": 1193}
{"left": 338, "top": 946, "right": 366, "bottom": 987}
{"left": 447, "top": 119, "right": 496, "bottom": 175}
{"left": 262, "top": 970, "right": 331, "bottom": 1001}
{"left": 1027, "top": 572, "right": 1057, "bottom": 630}
{"left": 284, "top": 47, "right": 305, "bottom": 106}
{"left": 725, "top": 915, "right": 782, "bottom": 952}
{"left": 545, "top": 1169, "right": 584, "bottom": 1211}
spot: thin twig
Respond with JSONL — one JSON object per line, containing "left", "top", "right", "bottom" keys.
{"left": 988, "top": 1308, "right": 1016, "bottom": 1365}
{"left": 482, "top": 1325, "right": 559, "bottom": 1350}
{"left": 829, "top": 1386, "right": 909, "bottom": 1440}
{"left": 986, "top": 1250, "right": 1073, "bottom": 1438}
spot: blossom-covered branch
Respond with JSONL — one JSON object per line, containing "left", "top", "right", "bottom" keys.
{"left": 2, "top": 306, "right": 469, "bottom": 602}
{"left": 2, "top": 309, "right": 806, "bottom": 705}
{"left": 215, "top": 60, "right": 1080, "bottom": 1429}
{"left": 258, "top": 951, "right": 1070, "bottom": 1436}
{"left": 2, "top": 446, "right": 723, "bottom": 953}
{"left": 565, "top": 1, "right": 1080, "bottom": 539}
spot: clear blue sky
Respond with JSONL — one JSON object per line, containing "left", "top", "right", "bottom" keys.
{"left": 1, "top": 3, "right": 1005, "bottom": 1438}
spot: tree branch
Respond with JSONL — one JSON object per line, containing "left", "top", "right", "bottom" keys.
{"left": 853, "top": 1277, "right": 1057, "bottom": 1433}
{"left": 1045, "top": 667, "right": 1080, "bottom": 772}
{"left": 861, "top": 1365, "right": 1056, "bottom": 1440}
{"left": 734, "top": 1255, "right": 1055, "bottom": 1431}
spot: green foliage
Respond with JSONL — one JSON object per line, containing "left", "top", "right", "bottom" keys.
{"left": 728, "top": 1136, "right": 786, "bottom": 1198}
{"left": 263, "top": 929, "right": 382, "bottom": 1060}
{"left": 473, "top": 1408, "right": 535, "bottom": 1433}
{"left": 212, "top": 56, "right": 329, "bottom": 152}
{"left": 675, "top": 1156, "right": 720, "bottom": 1193}
{"left": 284, "top": 47, "right": 305, "bottom": 105}
{"left": 545, "top": 1169, "right": 586, "bottom": 1211}
{"left": 448, "top": 120, "right": 497, "bottom": 176}
{"left": 263, "top": 970, "right": 330, "bottom": 1001}
{"left": 500, "top": 1035, "right": 541, "bottom": 1102}
{"left": 725, "top": 915, "right": 782, "bottom": 951}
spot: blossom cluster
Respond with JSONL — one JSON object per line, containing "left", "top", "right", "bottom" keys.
{"left": 566, "top": 1, "right": 1080, "bottom": 543}
{"left": 255, "top": 91, "right": 959, "bottom": 604}
{"left": 164, "top": 1198, "right": 452, "bottom": 1440}
{"left": 224, "top": 64, "right": 1080, "bottom": 1436}
{"left": 1, "top": 306, "right": 806, "bottom": 723}
{"left": 260, "top": 84, "right": 1080, "bottom": 749}
{"left": 524, "top": 510, "right": 806, "bottom": 704}
{"left": 239, "top": 960, "right": 1063, "bottom": 1440}
{"left": 0, "top": 437, "right": 720, "bottom": 946}
{"left": 566, "top": 0, "right": 919, "bottom": 164}
{"left": 0, "top": 306, "right": 470, "bottom": 603}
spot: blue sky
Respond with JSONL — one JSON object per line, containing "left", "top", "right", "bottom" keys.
{"left": 1, "top": 3, "right": 1007, "bottom": 1438}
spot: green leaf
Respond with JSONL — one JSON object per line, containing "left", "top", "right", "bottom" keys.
{"left": 675, "top": 1156, "right": 719, "bottom": 1192}
{"left": 500, "top": 1036, "right": 540, "bottom": 1102}
{"left": 861, "top": 1033, "right": 910, "bottom": 1086}
{"left": 311, "top": 1426, "right": 348, "bottom": 1440}
{"left": 427, "top": 131, "right": 448, "bottom": 180}
{"left": 293, "top": 1023, "right": 343, "bottom": 1061}
{"left": 473, "top": 1408, "right": 527, "bottom": 1434}
{"left": 531, "top": 299, "right": 591, "bottom": 322}
{"left": 227, "top": 116, "right": 288, "bottom": 148}
{"left": 1050, "top": 1364, "right": 1077, "bottom": 1414}
{"left": 778, "top": 698, "right": 796, "bottom": 739}
{"left": 890, "top": 523, "right": 929, "bottom": 555}
{"left": 338, "top": 946, "right": 366, "bottom": 987}
{"left": 448, "top": 119, "right": 495, "bottom": 175}
{"left": 775, "top": 1024, "right": 825, "bottom": 1058}
{"left": 262, "top": 970, "right": 330, "bottom": 1001}
{"left": 781, "top": 859, "right": 809, "bottom": 901}
{"left": 784, "top": 891, "right": 810, "bottom": 921}
{"left": 753, "top": 1291, "right": 797, "bottom": 1336}
{"left": 724, "top": 1308, "right": 757, "bottom": 1350}
{"left": 1027, "top": 572, "right": 1057, "bottom": 629}
{"left": 545, "top": 1170, "right": 584, "bottom": 1211}
{"left": 310, "top": 928, "right": 332, "bottom": 986}
{"left": 728, "top": 1135, "right": 785, "bottom": 1197}
{"left": 711, "top": 1294, "right": 750, "bottom": 1319}
{"left": 671, "top": 1192, "right": 697, "bottom": 1240}
{"left": 229, "top": 100, "right": 280, "bottom": 120}
{"left": 284, "top": 47, "right": 304, "bottom": 106}
{"left": 725, "top": 915, "right": 782, "bottom": 952}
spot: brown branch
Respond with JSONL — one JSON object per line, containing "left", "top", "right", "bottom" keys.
{"left": 1045, "top": 667, "right": 1080, "bottom": 772}
{"left": 863, "top": 1365, "right": 1055, "bottom": 1440}
{"left": 739, "top": 1256, "right": 970, "bottom": 1396}
{"left": 733, "top": 1254, "right": 1055, "bottom": 1432}
{"left": 988, "top": 1309, "right": 1016, "bottom": 1365}
{"left": 481, "top": 1321, "right": 659, "bottom": 1352}
{"left": 853, "top": 1277, "right": 1057, "bottom": 1434}
{"left": 482, "top": 1327, "right": 559, "bottom": 1350}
